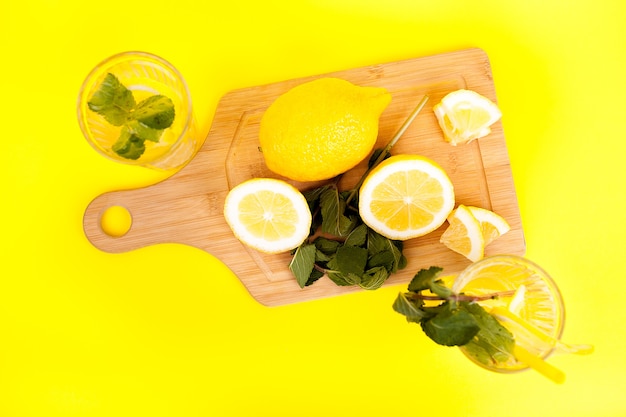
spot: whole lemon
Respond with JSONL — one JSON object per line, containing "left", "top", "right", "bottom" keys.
{"left": 259, "top": 77, "right": 391, "bottom": 182}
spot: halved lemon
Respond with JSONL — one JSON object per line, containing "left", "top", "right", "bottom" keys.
{"left": 433, "top": 89, "right": 502, "bottom": 145}
{"left": 466, "top": 205, "right": 511, "bottom": 246}
{"left": 223, "top": 178, "right": 312, "bottom": 254}
{"left": 358, "top": 154, "right": 455, "bottom": 240}
{"left": 439, "top": 204, "right": 485, "bottom": 261}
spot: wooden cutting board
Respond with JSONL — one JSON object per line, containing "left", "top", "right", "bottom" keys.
{"left": 83, "top": 48, "right": 525, "bottom": 306}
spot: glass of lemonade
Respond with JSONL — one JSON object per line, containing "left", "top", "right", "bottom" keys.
{"left": 77, "top": 51, "right": 200, "bottom": 170}
{"left": 452, "top": 255, "right": 565, "bottom": 373}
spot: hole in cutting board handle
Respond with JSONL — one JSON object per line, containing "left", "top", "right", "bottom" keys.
{"left": 100, "top": 205, "right": 132, "bottom": 237}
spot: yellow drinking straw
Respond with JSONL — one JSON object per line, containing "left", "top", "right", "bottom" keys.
{"left": 491, "top": 307, "right": 594, "bottom": 355}
{"left": 512, "top": 344, "right": 566, "bottom": 384}
{"left": 490, "top": 306, "right": 593, "bottom": 384}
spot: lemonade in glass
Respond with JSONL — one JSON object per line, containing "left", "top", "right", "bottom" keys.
{"left": 77, "top": 51, "right": 200, "bottom": 170}
{"left": 452, "top": 255, "right": 565, "bottom": 372}
{"left": 393, "top": 254, "right": 592, "bottom": 382}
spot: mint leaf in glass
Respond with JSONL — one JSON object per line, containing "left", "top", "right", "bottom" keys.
{"left": 87, "top": 73, "right": 176, "bottom": 160}
{"left": 111, "top": 126, "right": 146, "bottom": 160}
{"left": 127, "top": 120, "right": 164, "bottom": 143}
{"left": 462, "top": 302, "right": 516, "bottom": 366}
{"left": 132, "top": 95, "right": 175, "bottom": 129}
{"left": 87, "top": 73, "right": 135, "bottom": 126}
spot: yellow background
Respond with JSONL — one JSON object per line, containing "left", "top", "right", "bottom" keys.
{"left": 2, "top": 0, "right": 625, "bottom": 416}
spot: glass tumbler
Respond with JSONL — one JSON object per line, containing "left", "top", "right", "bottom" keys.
{"left": 452, "top": 255, "right": 565, "bottom": 373}
{"left": 77, "top": 51, "right": 200, "bottom": 170}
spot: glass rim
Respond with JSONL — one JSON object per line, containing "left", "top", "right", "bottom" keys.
{"left": 76, "top": 51, "right": 194, "bottom": 167}
{"left": 455, "top": 254, "right": 566, "bottom": 374}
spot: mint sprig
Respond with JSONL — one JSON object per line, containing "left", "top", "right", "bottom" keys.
{"left": 87, "top": 73, "right": 175, "bottom": 160}
{"left": 289, "top": 153, "right": 408, "bottom": 290}
{"left": 393, "top": 267, "right": 516, "bottom": 366}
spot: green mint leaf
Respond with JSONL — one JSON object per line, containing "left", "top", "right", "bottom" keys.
{"left": 314, "top": 237, "right": 340, "bottom": 255}
{"left": 127, "top": 120, "right": 164, "bottom": 143}
{"left": 461, "top": 302, "right": 516, "bottom": 366}
{"left": 392, "top": 293, "right": 429, "bottom": 323}
{"left": 303, "top": 185, "right": 328, "bottom": 210}
{"left": 87, "top": 73, "right": 135, "bottom": 126}
{"left": 366, "top": 230, "right": 406, "bottom": 272}
{"left": 335, "top": 245, "right": 368, "bottom": 278}
{"left": 289, "top": 244, "right": 317, "bottom": 288}
{"left": 303, "top": 186, "right": 328, "bottom": 233}
{"left": 326, "top": 257, "right": 352, "bottom": 286}
{"left": 360, "top": 266, "right": 388, "bottom": 290}
{"left": 314, "top": 249, "right": 331, "bottom": 263}
{"left": 327, "top": 272, "right": 352, "bottom": 286}
{"left": 420, "top": 302, "right": 480, "bottom": 346}
{"left": 391, "top": 240, "right": 407, "bottom": 270}
{"left": 429, "top": 280, "right": 454, "bottom": 299}
{"left": 344, "top": 273, "right": 362, "bottom": 286}
{"left": 344, "top": 223, "right": 367, "bottom": 247}
{"left": 396, "top": 252, "right": 408, "bottom": 271}
{"left": 366, "top": 229, "right": 388, "bottom": 256}
{"left": 305, "top": 269, "right": 325, "bottom": 287}
{"left": 388, "top": 241, "right": 406, "bottom": 273}
{"left": 111, "top": 126, "right": 146, "bottom": 160}
{"left": 131, "top": 95, "right": 175, "bottom": 129}
{"left": 408, "top": 266, "right": 444, "bottom": 292}
{"left": 367, "top": 250, "right": 395, "bottom": 271}
{"left": 320, "top": 187, "right": 356, "bottom": 237}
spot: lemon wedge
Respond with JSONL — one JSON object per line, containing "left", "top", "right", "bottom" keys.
{"left": 433, "top": 89, "right": 502, "bottom": 145}
{"left": 465, "top": 205, "right": 511, "bottom": 246}
{"left": 439, "top": 204, "right": 485, "bottom": 262}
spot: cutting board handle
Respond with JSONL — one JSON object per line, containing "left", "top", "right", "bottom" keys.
{"left": 82, "top": 183, "right": 222, "bottom": 254}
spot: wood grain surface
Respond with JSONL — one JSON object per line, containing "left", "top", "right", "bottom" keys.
{"left": 83, "top": 48, "right": 525, "bottom": 306}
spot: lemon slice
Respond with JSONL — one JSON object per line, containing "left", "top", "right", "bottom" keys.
{"left": 439, "top": 204, "right": 485, "bottom": 261}
{"left": 465, "top": 205, "right": 511, "bottom": 246}
{"left": 433, "top": 89, "right": 502, "bottom": 145}
{"left": 358, "top": 154, "right": 455, "bottom": 240}
{"left": 223, "top": 178, "right": 312, "bottom": 254}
